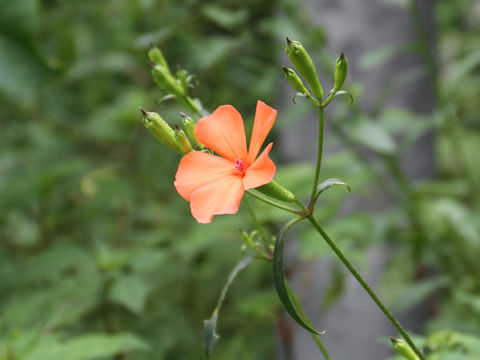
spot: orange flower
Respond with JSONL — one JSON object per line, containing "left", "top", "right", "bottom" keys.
{"left": 174, "top": 100, "right": 277, "bottom": 223}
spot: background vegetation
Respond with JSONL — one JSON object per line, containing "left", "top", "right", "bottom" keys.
{"left": 0, "top": 0, "right": 479, "bottom": 359}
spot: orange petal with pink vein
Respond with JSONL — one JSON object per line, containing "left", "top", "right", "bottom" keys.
{"left": 174, "top": 151, "right": 235, "bottom": 201}
{"left": 190, "top": 175, "right": 244, "bottom": 223}
{"left": 195, "top": 105, "right": 248, "bottom": 162}
{"left": 247, "top": 101, "right": 277, "bottom": 164}
{"left": 243, "top": 143, "right": 276, "bottom": 190}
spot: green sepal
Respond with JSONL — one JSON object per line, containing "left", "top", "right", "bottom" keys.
{"left": 174, "top": 125, "right": 193, "bottom": 154}
{"left": 390, "top": 337, "right": 420, "bottom": 360}
{"left": 315, "top": 178, "right": 351, "bottom": 201}
{"left": 204, "top": 257, "right": 253, "bottom": 360}
{"left": 140, "top": 109, "right": 182, "bottom": 154}
{"left": 333, "top": 53, "right": 348, "bottom": 92}
{"left": 273, "top": 218, "right": 325, "bottom": 335}
{"left": 256, "top": 180, "right": 295, "bottom": 203}
{"left": 285, "top": 37, "right": 323, "bottom": 100}
{"left": 181, "top": 112, "right": 203, "bottom": 149}
{"left": 332, "top": 90, "right": 354, "bottom": 104}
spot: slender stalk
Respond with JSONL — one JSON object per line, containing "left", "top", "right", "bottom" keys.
{"left": 312, "top": 334, "right": 331, "bottom": 360}
{"left": 294, "top": 198, "right": 308, "bottom": 213}
{"left": 178, "top": 95, "right": 204, "bottom": 117}
{"left": 246, "top": 190, "right": 302, "bottom": 215}
{"left": 321, "top": 92, "right": 336, "bottom": 107}
{"left": 306, "top": 214, "right": 425, "bottom": 360}
{"left": 244, "top": 195, "right": 270, "bottom": 252}
{"left": 308, "top": 107, "right": 324, "bottom": 209}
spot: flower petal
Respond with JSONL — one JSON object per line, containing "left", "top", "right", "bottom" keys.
{"left": 190, "top": 175, "right": 244, "bottom": 224}
{"left": 174, "top": 151, "right": 234, "bottom": 201}
{"left": 247, "top": 101, "right": 277, "bottom": 164}
{"left": 195, "top": 105, "right": 248, "bottom": 161}
{"left": 243, "top": 143, "right": 276, "bottom": 190}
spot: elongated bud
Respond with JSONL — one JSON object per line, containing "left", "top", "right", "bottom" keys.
{"left": 390, "top": 338, "right": 419, "bottom": 360}
{"left": 283, "top": 67, "right": 310, "bottom": 96}
{"left": 181, "top": 112, "right": 203, "bottom": 149}
{"left": 140, "top": 108, "right": 182, "bottom": 153}
{"left": 256, "top": 180, "right": 295, "bottom": 202}
{"left": 151, "top": 64, "right": 185, "bottom": 97}
{"left": 285, "top": 37, "right": 323, "bottom": 100}
{"left": 176, "top": 67, "right": 189, "bottom": 91}
{"left": 148, "top": 46, "right": 169, "bottom": 70}
{"left": 333, "top": 53, "right": 348, "bottom": 92}
{"left": 174, "top": 125, "right": 193, "bottom": 154}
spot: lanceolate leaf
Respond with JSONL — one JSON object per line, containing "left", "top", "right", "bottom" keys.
{"left": 204, "top": 257, "right": 253, "bottom": 360}
{"left": 272, "top": 218, "right": 325, "bottom": 335}
{"left": 315, "top": 178, "right": 351, "bottom": 201}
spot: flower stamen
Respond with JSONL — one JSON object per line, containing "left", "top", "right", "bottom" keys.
{"left": 233, "top": 158, "right": 246, "bottom": 175}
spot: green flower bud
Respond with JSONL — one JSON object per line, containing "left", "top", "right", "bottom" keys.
{"left": 285, "top": 37, "right": 323, "bottom": 100}
{"left": 390, "top": 338, "right": 419, "bottom": 360}
{"left": 283, "top": 66, "right": 310, "bottom": 96}
{"left": 176, "top": 67, "right": 189, "bottom": 92}
{"left": 148, "top": 46, "right": 169, "bottom": 70}
{"left": 181, "top": 112, "right": 203, "bottom": 149}
{"left": 151, "top": 64, "right": 185, "bottom": 97}
{"left": 174, "top": 125, "right": 193, "bottom": 154}
{"left": 256, "top": 180, "right": 295, "bottom": 203}
{"left": 140, "top": 108, "right": 182, "bottom": 153}
{"left": 333, "top": 53, "right": 348, "bottom": 92}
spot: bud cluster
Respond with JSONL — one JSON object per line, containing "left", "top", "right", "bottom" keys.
{"left": 148, "top": 45, "right": 194, "bottom": 99}
{"left": 283, "top": 37, "right": 350, "bottom": 106}
{"left": 140, "top": 108, "right": 198, "bottom": 155}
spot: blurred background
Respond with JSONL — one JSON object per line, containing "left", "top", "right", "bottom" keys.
{"left": 1, "top": 0, "right": 479, "bottom": 359}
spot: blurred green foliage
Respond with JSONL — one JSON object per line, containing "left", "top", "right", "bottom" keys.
{"left": 0, "top": 0, "right": 297, "bottom": 359}
{"left": 1, "top": 0, "right": 480, "bottom": 359}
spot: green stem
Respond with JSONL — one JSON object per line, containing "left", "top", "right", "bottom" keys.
{"left": 294, "top": 198, "right": 308, "bottom": 213}
{"left": 246, "top": 190, "right": 302, "bottom": 215}
{"left": 308, "top": 107, "right": 324, "bottom": 209}
{"left": 306, "top": 214, "right": 425, "bottom": 360}
{"left": 312, "top": 334, "right": 331, "bottom": 360}
{"left": 244, "top": 195, "right": 270, "bottom": 253}
{"left": 178, "top": 95, "right": 204, "bottom": 117}
{"left": 321, "top": 91, "right": 336, "bottom": 107}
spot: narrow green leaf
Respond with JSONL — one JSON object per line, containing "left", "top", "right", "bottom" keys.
{"left": 272, "top": 218, "right": 325, "bottom": 335}
{"left": 203, "top": 312, "right": 219, "bottom": 360}
{"left": 315, "top": 178, "right": 351, "bottom": 201}
{"left": 204, "top": 257, "right": 253, "bottom": 360}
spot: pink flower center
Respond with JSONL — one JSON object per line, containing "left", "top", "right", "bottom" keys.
{"left": 233, "top": 158, "right": 246, "bottom": 176}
